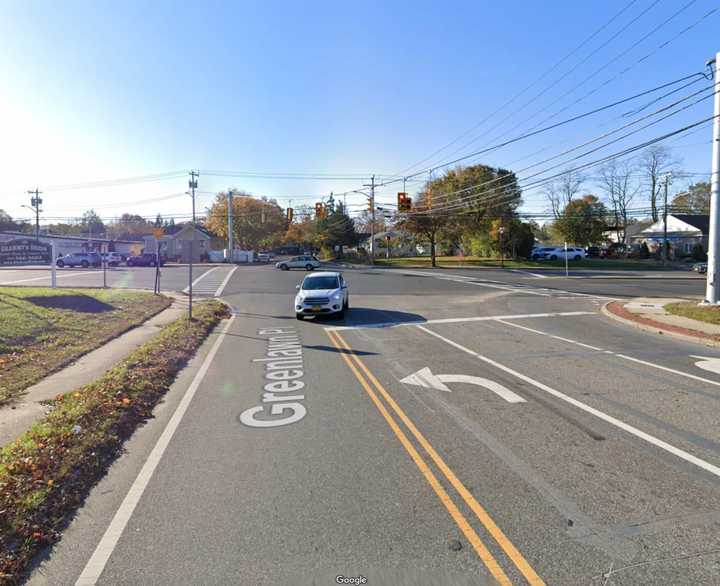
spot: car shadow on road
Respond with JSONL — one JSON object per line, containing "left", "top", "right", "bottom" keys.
{"left": 302, "top": 307, "right": 426, "bottom": 327}
{"left": 303, "top": 344, "right": 377, "bottom": 356}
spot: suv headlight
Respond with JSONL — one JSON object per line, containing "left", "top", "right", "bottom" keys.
{"left": 332, "top": 291, "right": 343, "bottom": 300}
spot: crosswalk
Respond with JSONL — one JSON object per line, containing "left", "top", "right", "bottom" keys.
{"left": 182, "top": 266, "right": 237, "bottom": 297}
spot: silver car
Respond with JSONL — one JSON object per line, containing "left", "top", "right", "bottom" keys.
{"left": 276, "top": 255, "right": 320, "bottom": 271}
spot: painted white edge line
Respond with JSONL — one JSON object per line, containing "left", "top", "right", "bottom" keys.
{"left": 181, "top": 265, "right": 221, "bottom": 294}
{"left": 498, "top": 318, "right": 720, "bottom": 389}
{"left": 214, "top": 265, "right": 238, "bottom": 297}
{"left": 75, "top": 314, "right": 236, "bottom": 586}
{"left": 415, "top": 324, "right": 720, "bottom": 479}
{"left": 1, "top": 270, "right": 98, "bottom": 285}
{"left": 325, "top": 311, "right": 595, "bottom": 331}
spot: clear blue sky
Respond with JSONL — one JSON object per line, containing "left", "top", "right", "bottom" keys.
{"left": 1, "top": 0, "right": 717, "bottom": 223}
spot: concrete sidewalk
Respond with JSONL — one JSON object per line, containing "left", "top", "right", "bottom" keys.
{"left": 603, "top": 297, "right": 720, "bottom": 347}
{"left": 0, "top": 294, "right": 186, "bottom": 447}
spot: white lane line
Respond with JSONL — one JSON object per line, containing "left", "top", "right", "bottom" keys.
{"left": 416, "top": 324, "right": 720, "bottom": 479}
{"left": 326, "top": 311, "right": 595, "bottom": 331}
{"left": 214, "top": 265, "right": 238, "bottom": 297}
{"left": 182, "top": 266, "right": 221, "bottom": 294}
{"left": 496, "top": 320, "right": 608, "bottom": 352}
{"left": 497, "top": 319, "right": 720, "bottom": 389}
{"left": 75, "top": 314, "right": 236, "bottom": 586}
{"left": 398, "top": 268, "right": 622, "bottom": 300}
{"left": 509, "top": 269, "right": 548, "bottom": 279}
{"left": 0, "top": 270, "right": 98, "bottom": 284}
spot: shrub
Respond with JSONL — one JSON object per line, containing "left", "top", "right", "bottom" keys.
{"left": 691, "top": 243, "right": 707, "bottom": 261}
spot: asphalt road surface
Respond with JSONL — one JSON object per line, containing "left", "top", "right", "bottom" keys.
{"left": 24, "top": 264, "right": 720, "bottom": 585}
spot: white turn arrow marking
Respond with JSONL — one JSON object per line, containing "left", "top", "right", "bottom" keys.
{"left": 690, "top": 355, "right": 720, "bottom": 375}
{"left": 400, "top": 367, "right": 526, "bottom": 403}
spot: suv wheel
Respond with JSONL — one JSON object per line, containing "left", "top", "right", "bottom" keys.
{"left": 305, "top": 264, "right": 313, "bottom": 271}
{"left": 280, "top": 264, "right": 288, "bottom": 271}
{"left": 56, "top": 260, "right": 64, "bottom": 268}
{"left": 81, "top": 260, "right": 89, "bottom": 268}
{"left": 573, "top": 255, "right": 581, "bottom": 261}
{"left": 550, "top": 255, "right": 558, "bottom": 260}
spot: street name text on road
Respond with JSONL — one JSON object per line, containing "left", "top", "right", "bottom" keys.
{"left": 239, "top": 328, "right": 308, "bottom": 427}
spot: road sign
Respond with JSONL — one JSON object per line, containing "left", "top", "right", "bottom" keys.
{"left": 0, "top": 238, "right": 52, "bottom": 266}
{"left": 400, "top": 367, "right": 526, "bottom": 403}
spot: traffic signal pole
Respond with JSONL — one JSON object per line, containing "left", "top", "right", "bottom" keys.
{"left": 227, "top": 190, "right": 234, "bottom": 263}
{"left": 364, "top": 175, "right": 376, "bottom": 264}
{"left": 705, "top": 53, "right": 720, "bottom": 304}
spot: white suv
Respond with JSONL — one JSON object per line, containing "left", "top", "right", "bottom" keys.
{"left": 542, "top": 247, "right": 586, "bottom": 261}
{"left": 295, "top": 272, "right": 349, "bottom": 319}
{"left": 276, "top": 255, "right": 320, "bottom": 271}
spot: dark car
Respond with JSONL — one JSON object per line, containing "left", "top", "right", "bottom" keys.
{"left": 585, "top": 246, "right": 601, "bottom": 258}
{"left": 127, "top": 253, "right": 165, "bottom": 267}
{"left": 600, "top": 243, "right": 628, "bottom": 258}
{"left": 56, "top": 252, "right": 102, "bottom": 268}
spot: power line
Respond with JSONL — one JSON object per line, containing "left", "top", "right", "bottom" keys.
{"left": 390, "top": 0, "right": 647, "bottom": 178}
{"left": 427, "top": 0, "right": 707, "bottom": 174}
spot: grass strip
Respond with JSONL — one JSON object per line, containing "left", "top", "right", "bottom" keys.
{"left": 0, "top": 287, "right": 171, "bottom": 405}
{"left": 665, "top": 301, "right": 720, "bottom": 326}
{"left": 370, "top": 256, "right": 675, "bottom": 270}
{"left": 0, "top": 300, "right": 230, "bottom": 584}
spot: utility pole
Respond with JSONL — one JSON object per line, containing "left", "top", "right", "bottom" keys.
{"left": 662, "top": 172, "right": 672, "bottom": 265}
{"left": 705, "top": 52, "right": 720, "bottom": 304}
{"left": 26, "top": 189, "right": 42, "bottom": 241}
{"left": 364, "top": 175, "right": 376, "bottom": 264}
{"left": 227, "top": 190, "right": 234, "bottom": 263}
{"left": 499, "top": 221, "right": 505, "bottom": 269}
{"left": 188, "top": 170, "right": 199, "bottom": 319}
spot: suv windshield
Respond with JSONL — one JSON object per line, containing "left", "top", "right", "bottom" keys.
{"left": 302, "top": 276, "right": 338, "bottom": 290}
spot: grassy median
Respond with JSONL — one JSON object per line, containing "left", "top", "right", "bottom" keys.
{"left": 367, "top": 256, "right": 673, "bottom": 270}
{"left": 0, "top": 300, "right": 230, "bottom": 584}
{"left": 0, "top": 287, "right": 170, "bottom": 405}
{"left": 665, "top": 301, "right": 720, "bottom": 325}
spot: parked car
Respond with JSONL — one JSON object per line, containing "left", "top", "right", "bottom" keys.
{"left": 56, "top": 252, "right": 102, "bottom": 268}
{"left": 294, "top": 271, "right": 349, "bottom": 320}
{"left": 275, "top": 255, "right": 320, "bottom": 271}
{"left": 101, "top": 252, "right": 123, "bottom": 266}
{"left": 585, "top": 246, "right": 601, "bottom": 258}
{"left": 127, "top": 253, "right": 165, "bottom": 267}
{"left": 256, "top": 252, "right": 271, "bottom": 262}
{"left": 693, "top": 262, "right": 708, "bottom": 274}
{"left": 600, "top": 243, "right": 628, "bottom": 258}
{"left": 531, "top": 247, "right": 556, "bottom": 261}
{"left": 536, "top": 247, "right": 586, "bottom": 261}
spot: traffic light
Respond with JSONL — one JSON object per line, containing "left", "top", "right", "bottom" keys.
{"left": 397, "top": 192, "right": 411, "bottom": 212}
{"left": 286, "top": 207, "right": 294, "bottom": 223}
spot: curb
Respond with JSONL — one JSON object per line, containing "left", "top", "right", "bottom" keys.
{"left": 601, "top": 301, "right": 720, "bottom": 348}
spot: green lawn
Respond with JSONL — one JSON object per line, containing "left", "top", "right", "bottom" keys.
{"left": 665, "top": 301, "right": 720, "bottom": 325}
{"left": 0, "top": 287, "right": 170, "bottom": 404}
{"left": 368, "top": 256, "right": 674, "bottom": 270}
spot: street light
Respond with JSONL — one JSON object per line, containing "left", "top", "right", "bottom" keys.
{"left": 21, "top": 204, "right": 41, "bottom": 241}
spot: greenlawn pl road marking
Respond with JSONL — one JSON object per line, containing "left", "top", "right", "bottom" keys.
{"left": 239, "top": 328, "right": 307, "bottom": 428}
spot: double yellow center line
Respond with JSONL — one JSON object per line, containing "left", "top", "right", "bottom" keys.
{"left": 327, "top": 329, "right": 544, "bottom": 586}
